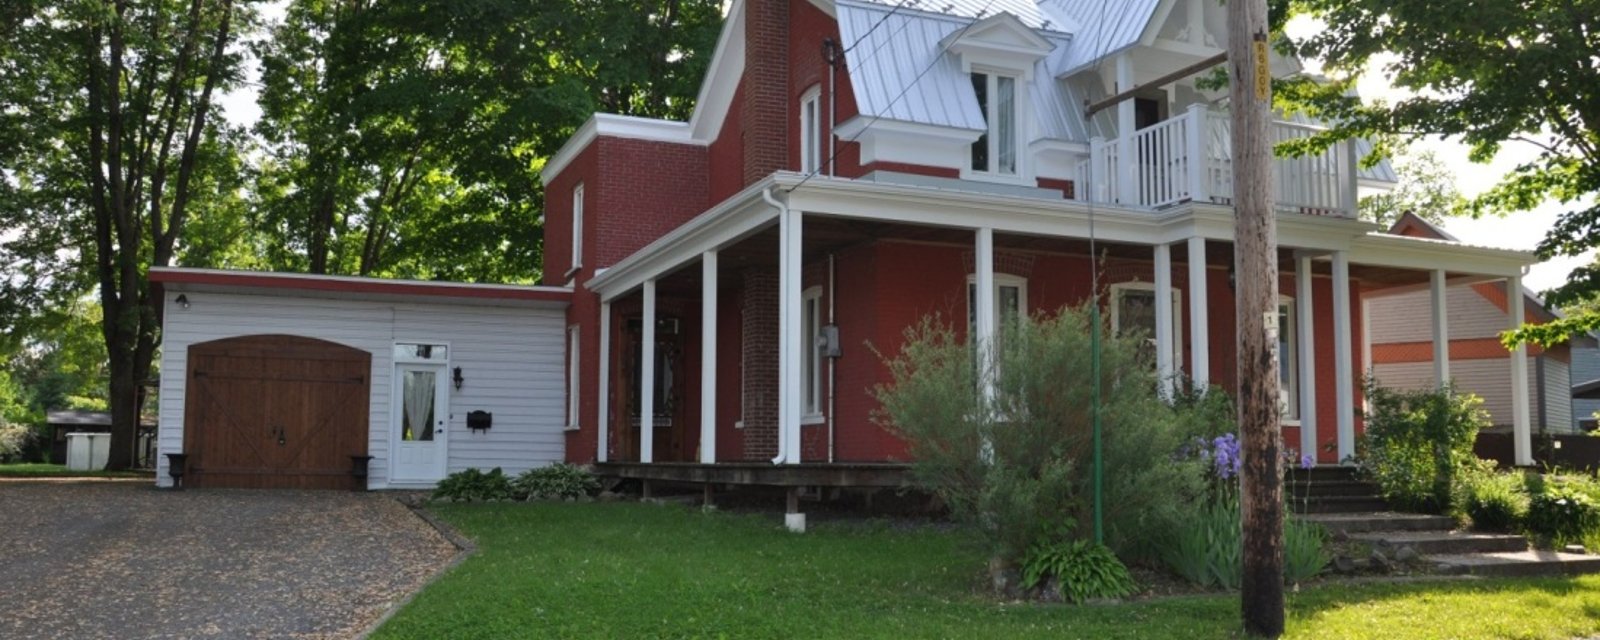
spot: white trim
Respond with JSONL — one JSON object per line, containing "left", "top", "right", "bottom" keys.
{"left": 802, "top": 285, "right": 824, "bottom": 417}
{"left": 700, "top": 252, "right": 718, "bottom": 463}
{"left": 151, "top": 267, "right": 571, "bottom": 296}
{"left": 974, "top": 228, "right": 997, "bottom": 407}
{"left": 1278, "top": 295, "right": 1300, "bottom": 423}
{"left": 565, "top": 325, "right": 581, "bottom": 431}
{"left": 597, "top": 302, "right": 611, "bottom": 463}
{"left": 1430, "top": 269, "right": 1450, "bottom": 387}
{"left": 966, "top": 272, "right": 1028, "bottom": 335}
{"left": 1332, "top": 251, "right": 1356, "bottom": 462}
{"left": 1109, "top": 280, "right": 1184, "bottom": 369}
{"left": 1154, "top": 243, "right": 1175, "bottom": 398}
{"left": 687, "top": 0, "right": 747, "bottom": 140}
{"left": 835, "top": 116, "right": 982, "bottom": 170}
{"left": 799, "top": 85, "right": 823, "bottom": 175}
{"left": 540, "top": 114, "right": 705, "bottom": 185}
{"left": 1295, "top": 254, "right": 1318, "bottom": 458}
{"left": 571, "top": 183, "right": 585, "bottom": 271}
{"left": 961, "top": 68, "right": 1029, "bottom": 184}
{"left": 1509, "top": 275, "right": 1533, "bottom": 465}
{"left": 1187, "top": 236, "right": 1210, "bottom": 389}
{"left": 640, "top": 280, "right": 657, "bottom": 463}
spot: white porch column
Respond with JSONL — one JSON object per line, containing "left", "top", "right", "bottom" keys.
{"left": 700, "top": 251, "right": 718, "bottom": 464}
{"left": 1430, "top": 269, "right": 1451, "bottom": 388}
{"left": 1509, "top": 275, "right": 1533, "bottom": 466}
{"left": 1185, "top": 104, "right": 1210, "bottom": 204}
{"left": 597, "top": 301, "right": 611, "bottom": 463}
{"left": 975, "top": 228, "right": 996, "bottom": 404}
{"left": 1187, "top": 237, "right": 1210, "bottom": 390}
{"left": 640, "top": 281, "right": 657, "bottom": 464}
{"left": 1295, "top": 253, "right": 1318, "bottom": 460}
{"left": 1332, "top": 251, "right": 1356, "bottom": 462}
{"left": 1116, "top": 54, "right": 1137, "bottom": 205}
{"left": 777, "top": 209, "right": 804, "bottom": 464}
{"left": 1154, "top": 242, "right": 1175, "bottom": 399}
{"left": 1342, "top": 139, "right": 1361, "bottom": 215}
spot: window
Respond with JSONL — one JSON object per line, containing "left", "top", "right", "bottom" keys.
{"left": 799, "top": 86, "right": 822, "bottom": 175}
{"left": 566, "top": 325, "right": 580, "bottom": 430}
{"left": 802, "top": 286, "right": 823, "bottom": 418}
{"left": 1278, "top": 298, "right": 1300, "bottom": 422}
{"left": 1109, "top": 283, "right": 1183, "bottom": 367}
{"left": 970, "top": 72, "right": 1017, "bottom": 175}
{"left": 571, "top": 183, "right": 584, "bottom": 272}
{"left": 967, "top": 274, "right": 1026, "bottom": 383}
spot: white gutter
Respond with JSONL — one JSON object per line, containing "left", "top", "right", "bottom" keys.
{"left": 762, "top": 186, "right": 792, "bottom": 465}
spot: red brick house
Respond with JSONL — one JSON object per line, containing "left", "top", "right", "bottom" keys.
{"left": 541, "top": 0, "right": 1543, "bottom": 499}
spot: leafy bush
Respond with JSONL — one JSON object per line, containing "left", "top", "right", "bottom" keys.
{"left": 1523, "top": 474, "right": 1600, "bottom": 550}
{"left": 1283, "top": 518, "right": 1330, "bottom": 585}
{"left": 1453, "top": 459, "right": 1529, "bottom": 532}
{"left": 514, "top": 463, "right": 600, "bottom": 501}
{"left": 1160, "top": 495, "right": 1328, "bottom": 588}
{"left": 1356, "top": 380, "right": 1489, "bottom": 513}
{"left": 873, "top": 304, "right": 1208, "bottom": 569}
{"left": 0, "top": 419, "right": 34, "bottom": 462}
{"left": 432, "top": 467, "right": 514, "bottom": 502}
{"left": 1021, "top": 539, "right": 1138, "bottom": 603}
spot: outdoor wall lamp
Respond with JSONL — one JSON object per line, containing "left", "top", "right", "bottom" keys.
{"left": 453, "top": 366, "right": 464, "bottom": 390}
{"left": 176, "top": 294, "right": 190, "bottom": 309}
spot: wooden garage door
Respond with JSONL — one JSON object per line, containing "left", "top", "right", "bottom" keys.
{"left": 183, "top": 335, "right": 371, "bottom": 489}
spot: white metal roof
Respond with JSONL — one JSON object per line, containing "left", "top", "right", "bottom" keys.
{"left": 1044, "top": 0, "right": 1164, "bottom": 76}
{"left": 837, "top": 2, "right": 989, "bottom": 131}
{"left": 849, "top": 0, "right": 1057, "bottom": 30}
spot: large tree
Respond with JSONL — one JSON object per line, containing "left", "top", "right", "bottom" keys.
{"left": 0, "top": 0, "right": 255, "bottom": 468}
{"left": 1282, "top": 0, "right": 1600, "bottom": 346}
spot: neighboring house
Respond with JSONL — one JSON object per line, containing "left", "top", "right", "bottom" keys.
{"left": 46, "top": 410, "right": 155, "bottom": 467}
{"left": 1573, "top": 346, "right": 1600, "bottom": 431}
{"left": 1368, "top": 213, "right": 1595, "bottom": 434}
{"left": 150, "top": 0, "right": 1549, "bottom": 491}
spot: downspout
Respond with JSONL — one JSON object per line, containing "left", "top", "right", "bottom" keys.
{"left": 827, "top": 252, "right": 837, "bottom": 462}
{"left": 828, "top": 43, "right": 837, "bottom": 176}
{"left": 762, "top": 186, "right": 790, "bottom": 464}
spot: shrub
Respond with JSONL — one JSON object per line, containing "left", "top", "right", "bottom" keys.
{"left": 1160, "top": 495, "right": 1328, "bottom": 588}
{"left": 514, "top": 463, "right": 600, "bottom": 501}
{"left": 0, "top": 419, "right": 33, "bottom": 462}
{"left": 432, "top": 467, "right": 514, "bottom": 502}
{"left": 1021, "top": 539, "right": 1139, "bottom": 603}
{"left": 1283, "top": 518, "right": 1330, "bottom": 585}
{"left": 873, "top": 304, "right": 1208, "bottom": 570}
{"left": 1524, "top": 474, "right": 1600, "bottom": 550}
{"left": 1356, "top": 379, "right": 1489, "bottom": 513}
{"left": 1453, "top": 460, "right": 1529, "bottom": 532}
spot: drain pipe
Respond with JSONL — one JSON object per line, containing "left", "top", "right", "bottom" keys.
{"left": 762, "top": 186, "right": 790, "bottom": 465}
{"left": 827, "top": 252, "right": 837, "bottom": 462}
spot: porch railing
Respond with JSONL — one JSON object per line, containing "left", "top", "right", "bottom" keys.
{"left": 1073, "top": 104, "right": 1360, "bottom": 217}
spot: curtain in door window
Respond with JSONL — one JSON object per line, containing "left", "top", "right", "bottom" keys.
{"left": 403, "top": 370, "right": 437, "bottom": 441}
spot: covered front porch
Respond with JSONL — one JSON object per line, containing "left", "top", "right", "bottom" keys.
{"left": 583, "top": 172, "right": 1540, "bottom": 478}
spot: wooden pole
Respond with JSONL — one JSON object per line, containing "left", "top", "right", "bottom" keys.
{"left": 1227, "top": 0, "right": 1285, "bottom": 634}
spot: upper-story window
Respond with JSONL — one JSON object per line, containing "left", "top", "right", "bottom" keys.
{"left": 970, "top": 72, "right": 1017, "bottom": 176}
{"left": 799, "top": 86, "right": 822, "bottom": 175}
{"left": 571, "top": 183, "right": 584, "bottom": 272}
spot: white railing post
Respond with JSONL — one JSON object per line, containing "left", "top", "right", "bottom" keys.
{"left": 1116, "top": 55, "right": 1137, "bottom": 206}
{"left": 1089, "top": 137, "right": 1107, "bottom": 203}
{"left": 1343, "top": 138, "right": 1360, "bottom": 216}
{"left": 1186, "top": 104, "right": 1210, "bottom": 205}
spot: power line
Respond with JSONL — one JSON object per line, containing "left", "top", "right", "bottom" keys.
{"left": 840, "top": 0, "right": 922, "bottom": 55}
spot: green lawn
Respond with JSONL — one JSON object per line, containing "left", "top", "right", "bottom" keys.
{"left": 0, "top": 463, "right": 151, "bottom": 478}
{"left": 374, "top": 502, "right": 1600, "bottom": 639}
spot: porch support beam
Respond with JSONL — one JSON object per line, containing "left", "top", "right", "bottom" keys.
{"left": 640, "top": 281, "right": 657, "bottom": 464}
{"left": 1116, "top": 54, "right": 1137, "bottom": 205}
{"left": 777, "top": 208, "right": 804, "bottom": 464}
{"left": 1154, "top": 242, "right": 1175, "bottom": 400}
{"left": 598, "top": 301, "right": 611, "bottom": 463}
{"left": 700, "top": 251, "right": 718, "bottom": 464}
{"left": 1187, "top": 236, "right": 1210, "bottom": 390}
{"left": 1295, "top": 253, "right": 1317, "bottom": 460}
{"left": 1509, "top": 275, "right": 1533, "bottom": 466}
{"left": 1430, "top": 269, "right": 1451, "bottom": 388}
{"left": 1332, "top": 251, "right": 1356, "bottom": 462}
{"left": 975, "top": 228, "right": 997, "bottom": 406}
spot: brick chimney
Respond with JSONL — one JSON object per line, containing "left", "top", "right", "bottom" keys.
{"left": 742, "top": 0, "right": 790, "bottom": 185}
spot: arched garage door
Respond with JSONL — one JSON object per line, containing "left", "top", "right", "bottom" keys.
{"left": 183, "top": 335, "right": 371, "bottom": 489}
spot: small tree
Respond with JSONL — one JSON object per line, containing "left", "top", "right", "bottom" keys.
{"left": 874, "top": 303, "right": 1206, "bottom": 577}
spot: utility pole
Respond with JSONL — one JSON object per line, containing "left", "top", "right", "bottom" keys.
{"left": 1227, "top": 0, "right": 1285, "bottom": 634}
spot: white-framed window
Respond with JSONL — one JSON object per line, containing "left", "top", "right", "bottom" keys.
{"left": 969, "top": 71, "right": 1018, "bottom": 176}
{"left": 571, "top": 183, "right": 584, "bottom": 272}
{"left": 799, "top": 86, "right": 822, "bottom": 175}
{"left": 802, "top": 286, "right": 823, "bottom": 420}
{"left": 1109, "top": 282, "right": 1183, "bottom": 367}
{"left": 1278, "top": 297, "right": 1300, "bottom": 423}
{"left": 566, "top": 325, "right": 580, "bottom": 430}
{"left": 967, "top": 274, "right": 1026, "bottom": 383}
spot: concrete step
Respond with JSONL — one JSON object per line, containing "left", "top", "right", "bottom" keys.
{"left": 1286, "top": 465, "right": 1361, "bottom": 483}
{"left": 1293, "top": 495, "right": 1391, "bottom": 514}
{"left": 1352, "top": 530, "right": 1529, "bottom": 556}
{"left": 1285, "top": 480, "right": 1383, "bottom": 498}
{"left": 1302, "top": 512, "right": 1457, "bottom": 534}
{"left": 1431, "top": 550, "right": 1600, "bottom": 577}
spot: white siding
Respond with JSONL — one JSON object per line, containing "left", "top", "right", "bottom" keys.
{"left": 1372, "top": 356, "right": 1542, "bottom": 430}
{"left": 1368, "top": 284, "right": 1508, "bottom": 345}
{"left": 156, "top": 290, "right": 567, "bottom": 489}
{"left": 1540, "top": 356, "right": 1573, "bottom": 433}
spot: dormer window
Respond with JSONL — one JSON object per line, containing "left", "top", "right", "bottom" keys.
{"left": 970, "top": 72, "right": 1017, "bottom": 175}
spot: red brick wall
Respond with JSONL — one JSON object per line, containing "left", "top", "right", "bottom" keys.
{"left": 744, "top": 0, "right": 789, "bottom": 184}
{"left": 739, "top": 267, "right": 780, "bottom": 460}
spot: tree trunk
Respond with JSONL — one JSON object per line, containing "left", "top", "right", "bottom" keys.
{"left": 1227, "top": 0, "right": 1285, "bottom": 634}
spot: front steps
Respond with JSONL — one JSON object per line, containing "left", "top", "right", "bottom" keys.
{"left": 1305, "top": 511, "right": 1600, "bottom": 578}
{"left": 1287, "top": 466, "right": 1390, "bottom": 514}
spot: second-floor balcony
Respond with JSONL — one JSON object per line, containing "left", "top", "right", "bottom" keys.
{"left": 1073, "top": 104, "right": 1364, "bottom": 218}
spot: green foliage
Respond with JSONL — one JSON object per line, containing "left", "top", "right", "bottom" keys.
{"left": 1357, "top": 380, "right": 1489, "bottom": 513}
{"left": 1453, "top": 460, "right": 1530, "bottom": 532}
{"left": 1523, "top": 474, "right": 1600, "bottom": 550}
{"left": 1283, "top": 518, "right": 1331, "bottom": 585}
{"left": 432, "top": 467, "right": 514, "bottom": 502}
{"left": 1159, "top": 495, "right": 1328, "bottom": 589}
{"left": 873, "top": 303, "right": 1207, "bottom": 567}
{"left": 1021, "top": 539, "right": 1138, "bottom": 603}
{"left": 0, "top": 419, "right": 34, "bottom": 462}
{"left": 1356, "top": 145, "right": 1465, "bottom": 229}
{"left": 513, "top": 463, "right": 600, "bottom": 501}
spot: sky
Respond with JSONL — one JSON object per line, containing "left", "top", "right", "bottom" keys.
{"left": 214, "top": 7, "right": 1588, "bottom": 297}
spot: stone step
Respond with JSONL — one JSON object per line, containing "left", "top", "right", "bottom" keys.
{"left": 1284, "top": 480, "right": 1383, "bottom": 498}
{"left": 1302, "top": 511, "right": 1457, "bottom": 534}
{"left": 1352, "top": 530, "right": 1529, "bottom": 556}
{"left": 1431, "top": 550, "right": 1600, "bottom": 578}
{"left": 1286, "top": 465, "right": 1361, "bottom": 483}
{"left": 1292, "top": 495, "right": 1391, "bottom": 514}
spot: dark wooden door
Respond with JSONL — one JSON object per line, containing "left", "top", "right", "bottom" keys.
{"left": 183, "top": 335, "right": 371, "bottom": 489}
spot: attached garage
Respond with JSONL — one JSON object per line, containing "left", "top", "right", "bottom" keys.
{"left": 152, "top": 268, "right": 571, "bottom": 489}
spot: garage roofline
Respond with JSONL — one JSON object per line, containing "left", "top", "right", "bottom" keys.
{"left": 149, "top": 267, "right": 572, "bottom": 306}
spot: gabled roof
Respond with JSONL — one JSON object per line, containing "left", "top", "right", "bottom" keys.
{"left": 1044, "top": 0, "right": 1165, "bottom": 77}
{"left": 853, "top": 0, "right": 1058, "bottom": 30}
{"left": 1384, "top": 214, "right": 1561, "bottom": 325}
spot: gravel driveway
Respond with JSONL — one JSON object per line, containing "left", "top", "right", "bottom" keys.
{"left": 0, "top": 481, "right": 459, "bottom": 640}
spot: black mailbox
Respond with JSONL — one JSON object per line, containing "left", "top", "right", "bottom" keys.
{"left": 467, "top": 410, "right": 493, "bottom": 432}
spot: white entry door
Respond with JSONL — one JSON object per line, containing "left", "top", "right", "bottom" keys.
{"left": 392, "top": 363, "right": 449, "bottom": 482}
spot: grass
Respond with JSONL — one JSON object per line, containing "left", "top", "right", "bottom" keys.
{"left": 0, "top": 463, "right": 151, "bottom": 478}
{"left": 374, "top": 502, "right": 1600, "bottom": 639}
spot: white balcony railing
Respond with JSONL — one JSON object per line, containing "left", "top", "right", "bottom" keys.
{"left": 1074, "top": 104, "right": 1360, "bottom": 217}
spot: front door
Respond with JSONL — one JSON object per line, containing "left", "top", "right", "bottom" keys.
{"left": 392, "top": 363, "right": 449, "bottom": 482}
